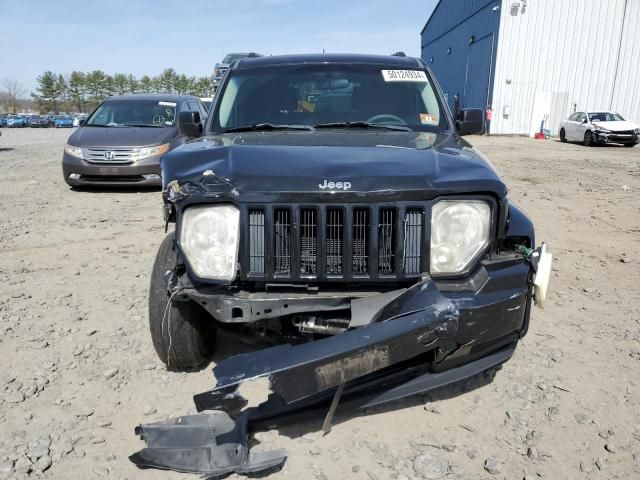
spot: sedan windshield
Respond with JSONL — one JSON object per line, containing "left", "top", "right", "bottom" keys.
{"left": 86, "top": 100, "right": 177, "bottom": 127}
{"left": 211, "top": 64, "right": 448, "bottom": 133}
{"left": 589, "top": 112, "right": 624, "bottom": 122}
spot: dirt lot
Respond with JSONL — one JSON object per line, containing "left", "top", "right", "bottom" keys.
{"left": 0, "top": 128, "right": 639, "bottom": 480}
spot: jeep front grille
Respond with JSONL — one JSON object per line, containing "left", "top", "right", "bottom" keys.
{"left": 242, "top": 204, "right": 427, "bottom": 282}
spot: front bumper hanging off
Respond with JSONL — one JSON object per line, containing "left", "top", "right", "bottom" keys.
{"left": 131, "top": 244, "right": 552, "bottom": 476}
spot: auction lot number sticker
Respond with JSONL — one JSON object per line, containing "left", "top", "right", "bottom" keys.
{"left": 382, "top": 70, "right": 428, "bottom": 82}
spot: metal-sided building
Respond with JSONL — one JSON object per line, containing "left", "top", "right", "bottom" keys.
{"left": 421, "top": 0, "right": 640, "bottom": 135}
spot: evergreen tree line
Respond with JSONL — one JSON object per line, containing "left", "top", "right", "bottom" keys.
{"left": 31, "top": 69, "right": 216, "bottom": 114}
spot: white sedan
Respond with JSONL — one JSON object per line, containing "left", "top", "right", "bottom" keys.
{"left": 559, "top": 111, "right": 639, "bottom": 147}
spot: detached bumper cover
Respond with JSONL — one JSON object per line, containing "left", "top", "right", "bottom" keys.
{"left": 129, "top": 413, "right": 286, "bottom": 476}
{"left": 131, "top": 264, "right": 532, "bottom": 475}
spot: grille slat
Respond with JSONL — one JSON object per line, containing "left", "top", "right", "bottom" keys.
{"left": 249, "top": 209, "right": 265, "bottom": 274}
{"left": 352, "top": 208, "right": 369, "bottom": 275}
{"left": 403, "top": 209, "right": 423, "bottom": 274}
{"left": 274, "top": 208, "right": 291, "bottom": 274}
{"left": 378, "top": 208, "right": 395, "bottom": 274}
{"left": 245, "top": 205, "right": 426, "bottom": 281}
{"left": 326, "top": 208, "right": 344, "bottom": 275}
{"left": 300, "top": 208, "right": 317, "bottom": 275}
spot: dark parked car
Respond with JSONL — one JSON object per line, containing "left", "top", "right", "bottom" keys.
{"left": 29, "top": 115, "right": 49, "bottom": 128}
{"left": 61, "top": 94, "right": 207, "bottom": 187}
{"left": 213, "top": 52, "right": 262, "bottom": 86}
{"left": 149, "top": 52, "right": 552, "bottom": 404}
{"left": 0, "top": 114, "right": 7, "bottom": 127}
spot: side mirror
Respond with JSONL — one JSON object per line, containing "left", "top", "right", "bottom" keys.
{"left": 456, "top": 108, "right": 484, "bottom": 135}
{"left": 582, "top": 118, "right": 588, "bottom": 124}
{"left": 178, "top": 111, "right": 203, "bottom": 138}
{"left": 79, "top": 119, "right": 86, "bottom": 126}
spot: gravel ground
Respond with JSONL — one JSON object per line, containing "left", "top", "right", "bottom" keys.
{"left": 0, "top": 128, "right": 639, "bottom": 479}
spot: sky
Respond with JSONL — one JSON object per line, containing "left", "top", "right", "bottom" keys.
{"left": 0, "top": 0, "right": 437, "bottom": 96}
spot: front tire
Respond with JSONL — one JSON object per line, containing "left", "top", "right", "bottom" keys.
{"left": 559, "top": 128, "right": 567, "bottom": 143}
{"left": 148, "top": 233, "right": 217, "bottom": 370}
{"left": 624, "top": 142, "right": 637, "bottom": 148}
{"left": 583, "top": 130, "right": 594, "bottom": 146}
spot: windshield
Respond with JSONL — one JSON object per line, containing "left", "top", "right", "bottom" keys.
{"left": 86, "top": 99, "right": 177, "bottom": 127}
{"left": 211, "top": 64, "right": 448, "bottom": 133}
{"left": 589, "top": 112, "right": 624, "bottom": 122}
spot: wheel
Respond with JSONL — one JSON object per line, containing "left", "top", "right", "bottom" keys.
{"left": 559, "top": 128, "right": 567, "bottom": 143}
{"left": 148, "top": 233, "right": 217, "bottom": 370}
{"left": 583, "top": 130, "right": 594, "bottom": 146}
{"left": 624, "top": 142, "right": 637, "bottom": 148}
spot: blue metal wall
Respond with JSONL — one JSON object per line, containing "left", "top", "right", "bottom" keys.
{"left": 421, "top": 0, "right": 501, "bottom": 113}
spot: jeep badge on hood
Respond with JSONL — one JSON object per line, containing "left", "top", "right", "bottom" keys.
{"left": 319, "top": 179, "right": 352, "bottom": 190}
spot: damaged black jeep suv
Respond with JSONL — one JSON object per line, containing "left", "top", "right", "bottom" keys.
{"left": 149, "top": 54, "right": 552, "bottom": 397}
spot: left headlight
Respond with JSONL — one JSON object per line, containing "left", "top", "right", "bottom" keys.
{"left": 430, "top": 200, "right": 491, "bottom": 275}
{"left": 179, "top": 205, "right": 240, "bottom": 281}
{"left": 64, "top": 143, "right": 84, "bottom": 159}
{"left": 136, "top": 143, "right": 170, "bottom": 161}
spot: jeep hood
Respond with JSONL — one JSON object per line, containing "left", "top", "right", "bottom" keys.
{"left": 161, "top": 131, "right": 507, "bottom": 200}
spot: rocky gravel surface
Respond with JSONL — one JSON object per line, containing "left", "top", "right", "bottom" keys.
{"left": 0, "top": 128, "right": 639, "bottom": 479}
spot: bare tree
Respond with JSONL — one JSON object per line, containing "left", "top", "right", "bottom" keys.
{"left": 1, "top": 79, "right": 26, "bottom": 113}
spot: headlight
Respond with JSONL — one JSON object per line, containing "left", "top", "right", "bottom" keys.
{"left": 64, "top": 143, "right": 84, "bottom": 159}
{"left": 430, "top": 200, "right": 491, "bottom": 275}
{"left": 179, "top": 205, "right": 240, "bottom": 281}
{"left": 136, "top": 143, "right": 170, "bottom": 161}
{"left": 594, "top": 125, "right": 610, "bottom": 133}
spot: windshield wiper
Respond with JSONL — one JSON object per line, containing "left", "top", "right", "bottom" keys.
{"left": 223, "top": 123, "right": 315, "bottom": 133}
{"left": 122, "top": 123, "right": 165, "bottom": 128}
{"left": 315, "top": 121, "right": 412, "bottom": 132}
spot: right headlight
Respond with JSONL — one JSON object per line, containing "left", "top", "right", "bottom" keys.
{"left": 64, "top": 143, "right": 84, "bottom": 159}
{"left": 179, "top": 205, "right": 240, "bottom": 281}
{"left": 430, "top": 200, "right": 491, "bottom": 275}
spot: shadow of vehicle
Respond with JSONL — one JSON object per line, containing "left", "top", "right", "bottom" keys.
{"left": 69, "top": 185, "right": 161, "bottom": 194}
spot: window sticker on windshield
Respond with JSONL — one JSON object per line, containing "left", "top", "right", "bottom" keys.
{"left": 159, "top": 101, "right": 177, "bottom": 107}
{"left": 382, "top": 70, "right": 428, "bottom": 82}
{"left": 420, "top": 113, "right": 438, "bottom": 125}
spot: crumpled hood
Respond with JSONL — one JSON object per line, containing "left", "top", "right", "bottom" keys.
{"left": 161, "top": 131, "right": 507, "bottom": 201}
{"left": 592, "top": 120, "right": 638, "bottom": 131}
{"left": 68, "top": 126, "right": 176, "bottom": 147}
